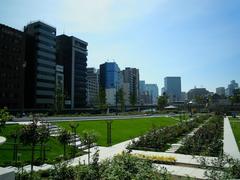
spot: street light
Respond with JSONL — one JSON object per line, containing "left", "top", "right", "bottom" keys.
{"left": 188, "top": 101, "right": 193, "bottom": 117}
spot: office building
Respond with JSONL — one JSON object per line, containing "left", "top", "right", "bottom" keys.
{"left": 226, "top": 80, "right": 238, "bottom": 96}
{"left": 181, "top": 92, "right": 187, "bottom": 101}
{"left": 164, "top": 77, "right": 181, "bottom": 102}
{"left": 99, "top": 62, "right": 121, "bottom": 105}
{"left": 56, "top": 34, "right": 88, "bottom": 109}
{"left": 24, "top": 21, "right": 56, "bottom": 108}
{"left": 55, "top": 65, "right": 64, "bottom": 92}
{"left": 187, "top": 87, "right": 209, "bottom": 101}
{"left": 122, "top": 67, "right": 139, "bottom": 105}
{"left": 86, "top": 68, "right": 99, "bottom": 106}
{"left": 0, "top": 24, "right": 25, "bottom": 109}
{"left": 216, "top": 87, "right": 225, "bottom": 96}
{"left": 145, "top": 84, "right": 159, "bottom": 105}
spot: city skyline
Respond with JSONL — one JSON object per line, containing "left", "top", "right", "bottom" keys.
{"left": 1, "top": 0, "right": 240, "bottom": 92}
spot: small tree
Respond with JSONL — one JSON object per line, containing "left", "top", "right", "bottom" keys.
{"left": 0, "top": 107, "right": 12, "bottom": 131}
{"left": 117, "top": 88, "right": 125, "bottom": 112}
{"left": 200, "top": 154, "right": 240, "bottom": 179}
{"left": 38, "top": 125, "right": 50, "bottom": 162}
{"left": 58, "top": 130, "right": 71, "bottom": 159}
{"left": 19, "top": 118, "right": 40, "bottom": 174}
{"left": 99, "top": 86, "right": 107, "bottom": 111}
{"left": 81, "top": 130, "right": 98, "bottom": 164}
{"left": 129, "top": 91, "right": 137, "bottom": 107}
{"left": 10, "top": 130, "right": 19, "bottom": 163}
{"left": 69, "top": 123, "right": 79, "bottom": 157}
{"left": 158, "top": 96, "right": 168, "bottom": 110}
{"left": 55, "top": 86, "right": 65, "bottom": 114}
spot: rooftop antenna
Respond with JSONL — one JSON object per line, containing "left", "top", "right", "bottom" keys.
{"left": 63, "top": 26, "right": 65, "bottom": 34}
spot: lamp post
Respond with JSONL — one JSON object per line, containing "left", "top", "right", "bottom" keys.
{"left": 188, "top": 101, "right": 193, "bottom": 117}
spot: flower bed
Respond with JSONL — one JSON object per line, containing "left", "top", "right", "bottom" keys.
{"left": 128, "top": 115, "right": 209, "bottom": 152}
{"left": 176, "top": 116, "right": 223, "bottom": 156}
{"left": 132, "top": 153, "right": 176, "bottom": 165}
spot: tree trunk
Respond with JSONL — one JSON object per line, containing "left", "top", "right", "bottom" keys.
{"left": 43, "top": 144, "right": 46, "bottom": 162}
{"left": 40, "top": 142, "right": 43, "bottom": 162}
{"left": 31, "top": 144, "right": 35, "bottom": 176}
{"left": 64, "top": 144, "right": 66, "bottom": 159}
{"left": 88, "top": 144, "right": 90, "bottom": 164}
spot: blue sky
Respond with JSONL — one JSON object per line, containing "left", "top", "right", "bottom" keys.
{"left": 1, "top": 0, "right": 240, "bottom": 92}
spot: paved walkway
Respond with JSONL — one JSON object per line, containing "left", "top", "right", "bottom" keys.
{"left": 155, "top": 164, "right": 207, "bottom": 179}
{"left": 223, "top": 117, "right": 240, "bottom": 160}
{"left": 165, "top": 127, "right": 200, "bottom": 153}
{"left": 1, "top": 136, "right": 212, "bottom": 179}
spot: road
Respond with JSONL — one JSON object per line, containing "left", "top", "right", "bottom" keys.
{"left": 11, "top": 114, "right": 168, "bottom": 123}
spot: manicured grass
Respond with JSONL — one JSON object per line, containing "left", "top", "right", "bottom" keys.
{"left": 0, "top": 124, "right": 76, "bottom": 167}
{"left": 230, "top": 118, "right": 240, "bottom": 150}
{"left": 55, "top": 117, "right": 178, "bottom": 146}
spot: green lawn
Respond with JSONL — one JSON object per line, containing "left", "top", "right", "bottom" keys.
{"left": 230, "top": 118, "right": 240, "bottom": 150}
{"left": 55, "top": 117, "right": 178, "bottom": 146}
{"left": 0, "top": 124, "right": 77, "bottom": 167}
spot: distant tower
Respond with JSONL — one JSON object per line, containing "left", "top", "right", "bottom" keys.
{"left": 164, "top": 77, "right": 181, "bottom": 102}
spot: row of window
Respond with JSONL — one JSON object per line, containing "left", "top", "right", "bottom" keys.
{"left": 34, "top": 24, "right": 56, "bottom": 35}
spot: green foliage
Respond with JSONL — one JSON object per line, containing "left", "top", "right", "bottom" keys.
{"left": 130, "top": 91, "right": 137, "bottom": 106}
{"left": 129, "top": 116, "right": 208, "bottom": 152}
{"left": 229, "top": 89, "right": 240, "bottom": 104}
{"left": 100, "top": 152, "right": 169, "bottom": 179}
{"left": 99, "top": 86, "right": 107, "bottom": 111}
{"left": 0, "top": 107, "right": 12, "bottom": 129}
{"left": 230, "top": 119, "right": 240, "bottom": 150}
{"left": 117, "top": 88, "right": 125, "bottom": 112}
{"left": 177, "top": 116, "right": 223, "bottom": 156}
{"left": 55, "top": 86, "right": 65, "bottom": 113}
{"left": 58, "top": 129, "right": 71, "bottom": 159}
{"left": 158, "top": 96, "right": 168, "bottom": 110}
{"left": 81, "top": 130, "right": 98, "bottom": 164}
{"left": 50, "top": 162, "right": 76, "bottom": 180}
{"left": 38, "top": 125, "right": 50, "bottom": 162}
{"left": 55, "top": 117, "right": 178, "bottom": 146}
{"left": 19, "top": 120, "right": 41, "bottom": 174}
{"left": 20, "top": 122, "right": 40, "bottom": 146}
{"left": 15, "top": 151, "right": 170, "bottom": 180}
{"left": 200, "top": 154, "right": 240, "bottom": 179}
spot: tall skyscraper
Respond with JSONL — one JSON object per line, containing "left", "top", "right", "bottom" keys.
{"left": 56, "top": 34, "right": 88, "bottom": 109}
{"left": 164, "top": 77, "right": 181, "bottom": 102}
{"left": 122, "top": 67, "right": 139, "bottom": 105}
{"left": 24, "top": 21, "right": 56, "bottom": 108}
{"left": 86, "top": 68, "right": 99, "bottom": 106}
{"left": 0, "top": 24, "right": 25, "bottom": 110}
{"left": 99, "top": 62, "right": 121, "bottom": 105}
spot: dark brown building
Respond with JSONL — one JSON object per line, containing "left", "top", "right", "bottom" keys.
{"left": 0, "top": 24, "right": 25, "bottom": 110}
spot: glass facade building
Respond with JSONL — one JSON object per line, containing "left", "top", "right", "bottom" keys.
{"left": 164, "top": 77, "right": 181, "bottom": 102}
{"left": 99, "top": 62, "right": 121, "bottom": 89}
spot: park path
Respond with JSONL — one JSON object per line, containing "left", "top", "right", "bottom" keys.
{"left": 223, "top": 117, "right": 240, "bottom": 160}
{"left": 2, "top": 135, "right": 212, "bottom": 179}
